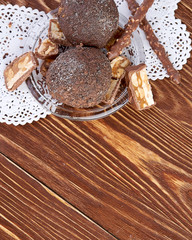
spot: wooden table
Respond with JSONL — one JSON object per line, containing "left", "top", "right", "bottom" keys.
{"left": 1, "top": 1, "right": 192, "bottom": 239}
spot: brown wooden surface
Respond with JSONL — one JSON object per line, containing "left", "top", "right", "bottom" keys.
{"left": 0, "top": 154, "right": 115, "bottom": 240}
{"left": 0, "top": 0, "right": 192, "bottom": 240}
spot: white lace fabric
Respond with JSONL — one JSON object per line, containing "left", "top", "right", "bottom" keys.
{"left": 118, "top": 0, "right": 191, "bottom": 79}
{"left": 0, "top": 4, "right": 50, "bottom": 125}
{"left": 0, "top": 1, "right": 191, "bottom": 125}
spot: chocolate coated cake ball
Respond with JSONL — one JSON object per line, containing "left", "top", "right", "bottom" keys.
{"left": 46, "top": 47, "right": 112, "bottom": 108}
{"left": 58, "top": 0, "right": 119, "bottom": 48}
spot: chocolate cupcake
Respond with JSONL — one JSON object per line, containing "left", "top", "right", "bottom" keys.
{"left": 58, "top": 0, "right": 119, "bottom": 48}
{"left": 46, "top": 47, "right": 112, "bottom": 108}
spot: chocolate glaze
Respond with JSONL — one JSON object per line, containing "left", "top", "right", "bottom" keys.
{"left": 46, "top": 47, "right": 112, "bottom": 108}
{"left": 58, "top": 0, "right": 119, "bottom": 48}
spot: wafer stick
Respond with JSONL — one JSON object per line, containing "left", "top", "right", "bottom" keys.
{"left": 108, "top": 0, "right": 154, "bottom": 60}
{"left": 126, "top": 0, "right": 180, "bottom": 84}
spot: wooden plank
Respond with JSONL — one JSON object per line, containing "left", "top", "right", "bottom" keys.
{"left": 0, "top": 0, "right": 59, "bottom": 13}
{"left": 0, "top": 112, "right": 192, "bottom": 240}
{"left": 0, "top": 154, "right": 116, "bottom": 240}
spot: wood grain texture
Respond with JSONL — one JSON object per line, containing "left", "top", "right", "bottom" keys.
{"left": 0, "top": 113, "right": 192, "bottom": 240}
{"left": 0, "top": 154, "right": 116, "bottom": 240}
{"left": 0, "top": 0, "right": 192, "bottom": 240}
{"left": 0, "top": 0, "right": 59, "bottom": 13}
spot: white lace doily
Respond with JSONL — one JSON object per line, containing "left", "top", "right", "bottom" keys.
{"left": 0, "top": 1, "right": 191, "bottom": 125}
{"left": 118, "top": 0, "right": 191, "bottom": 79}
{"left": 0, "top": 4, "right": 50, "bottom": 125}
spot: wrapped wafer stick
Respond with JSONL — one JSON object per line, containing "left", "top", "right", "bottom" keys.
{"left": 126, "top": 0, "right": 180, "bottom": 84}
{"left": 108, "top": 0, "right": 154, "bottom": 60}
